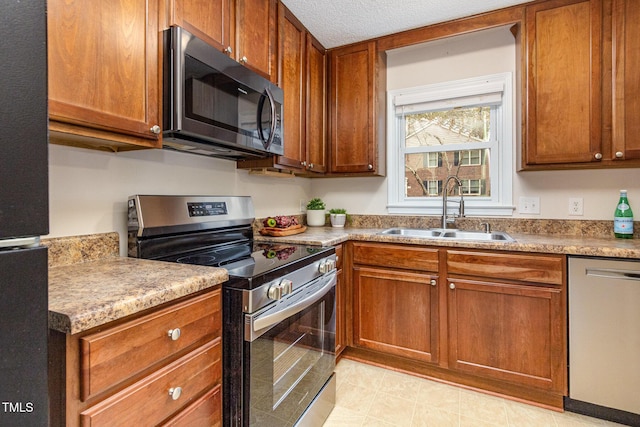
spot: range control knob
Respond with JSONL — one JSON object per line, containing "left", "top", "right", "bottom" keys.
{"left": 267, "top": 279, "right": 293, "bottom": 300}
{"left": 319, "top": 259, "right": 336, "bottom": 274}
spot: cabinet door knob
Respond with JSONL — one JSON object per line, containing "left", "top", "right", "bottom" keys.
{"left": 240, "top": 56, "right": 248, "bottom": 64}
{"left": 594, "top": 152, "right": 603, "bottom": 160}
{"left": 167, "top": 328, "right": 181, "bottom": 341}
{"left": 430, "top": 279, "right": 437, "bottom": 286}
{"left": 223, "top": 46, "right": 233, "bottom": 54}
{"left": 150, "top": 125, "right": 161, "bottom": 134}
{"left": 449, "top": 283, "right": 456, "bottom": 290}
{"left": 168, "top": 386, "right": 182, "bottom": 400}
{"left": 615, "top": 151, "right": 624, "bottom": 158}
{"left": 308, "top": 163, "right": 314, "bottom": 169}
{"left": 367, "top": 164, "right": 373, "bottom": 170}
{"left": 301, "top": 161, "right": 307, "bottom": 166}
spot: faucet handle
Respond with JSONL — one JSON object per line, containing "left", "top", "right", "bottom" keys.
{"left": 480, "top": 222, "right": 491, "bottom": 233}
{"left": 459, "top": 198, "right": 465, "bottom": 217}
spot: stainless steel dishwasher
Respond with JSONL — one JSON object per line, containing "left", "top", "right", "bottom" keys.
{"left": 567, "top": 257, "right": 640, "bottom": 426}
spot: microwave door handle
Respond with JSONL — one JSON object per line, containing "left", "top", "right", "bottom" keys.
{"left": 256, "top": 92, "right": 268, "bottom": 146}
{"left": 265, "top": 87, "right": 277, "bottom": 150}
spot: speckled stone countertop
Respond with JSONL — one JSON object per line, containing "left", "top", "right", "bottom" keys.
{"left": 44, "top": 233, "right": 228, "bottom": 334}
{"left": 254, "top": 222, "right": 640, "bottom": 260}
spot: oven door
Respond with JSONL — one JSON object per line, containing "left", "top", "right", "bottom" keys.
{"left": 244, "top": 271, "right": 336, "bottom": 426}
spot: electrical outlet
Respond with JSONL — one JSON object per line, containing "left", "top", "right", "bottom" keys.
{"left": 569, "top": 197, "right": 584, "bottom": 216}
{"left": 519, "top": 196, "right": 540, "bottom": 214}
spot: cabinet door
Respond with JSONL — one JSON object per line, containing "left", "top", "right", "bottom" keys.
{"left": 447, "top": 278, "right": 566, "bottom": 392}
{"left": 524, "top": 0, "right": 602, "bottom": 166}
{"left": 235, "top": 0, "right": 277, "bottom": 80}
{"left": 306, "top": 35, "right": 328, "bottom": 173}
{"left": 353, "top": 267, "right": 438, "bottom": 363}
{"left": 612, "top": 0, "right": 640, "bottom": 161}
{"left": 169, "top": 0, "right": 231, "bottom": 53}
{"left": 277, "top": 6, "right": 307, "bottom": 171}
{"left": 47, "top": 0, "right": 161, "bottom": 149}
{"left": 329, "top": 42, "right": 377, "bottom": 173}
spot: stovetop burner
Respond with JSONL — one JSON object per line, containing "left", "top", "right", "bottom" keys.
{"left": 172, "top": 244, "right": 253, "bottom": 267}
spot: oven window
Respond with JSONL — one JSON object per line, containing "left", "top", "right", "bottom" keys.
{"left": 248, "top": 287, "right": 335, "bottom": 426}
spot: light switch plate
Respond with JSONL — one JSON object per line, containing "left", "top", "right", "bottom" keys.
{"left": 519, "top": 196, "right": 540, "bottom": 214}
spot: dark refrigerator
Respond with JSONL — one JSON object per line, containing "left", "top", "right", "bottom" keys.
{"left": 0, "top": 1, "right": 49, "bottom": 426}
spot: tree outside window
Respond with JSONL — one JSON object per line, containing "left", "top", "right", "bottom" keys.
{"left": 404, "top": 107, "right": 491, "bottom": 198}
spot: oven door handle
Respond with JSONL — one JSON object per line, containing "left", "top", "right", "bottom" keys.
{"left": 249, "top": 272, "right": 336, "bottom": 339}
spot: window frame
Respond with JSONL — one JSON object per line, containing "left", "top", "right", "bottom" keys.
{"left": 387, "top": 72, "right": 514, "bottom": 216}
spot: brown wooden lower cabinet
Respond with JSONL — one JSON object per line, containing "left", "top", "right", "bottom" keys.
{"left": 353, "top": 266, "right": 438, "bottom": 363}
{"left": 49, "top": 288, "right": 222, "bottom": 426}
{"left": 346, "top": 242, "right": 567, "bottom": 408}
{"left": 447, "top": 277, "right": 565, "bottom": 391}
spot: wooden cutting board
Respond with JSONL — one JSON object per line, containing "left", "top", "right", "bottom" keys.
{"left": 259, "top": 225, "right": 307, "bottom": 237}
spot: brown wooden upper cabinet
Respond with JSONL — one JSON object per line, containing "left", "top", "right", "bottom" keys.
{"left": 47, "top": 0, "right": 162, "bottom": 151}
{"left": 235, "top": 0, "right": 277, "bottom": 81}
{"left": 167, "top": 0, "right": 232, "bottom": 54}
{"left": 329, "top": 41, "right": 386, "bottom": 175}
{"left": 611, "top": 0, "right": 640, "bottom": 162}
{"left": 168, "top": 0, "right": 277, "bottom": 82}
{"left": 523, "top": 0, "right": 640, "bottom": 169}
{"left": 237, "top": 4, "right": 327, "bottom": 175}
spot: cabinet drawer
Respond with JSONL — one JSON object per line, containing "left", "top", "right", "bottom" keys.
{"left": 80, "top": 339, "right": 221, "bottom": 427}
{"left": 352, "top": 242, "right": 439, "bottom": 272}
{"left": 80, "top": 290, "right": 221, "bottom": 400}
{"left": 162, "top": 384, "right": 221, "bottom": 427}
{"left": 447, "top": 250, "right": 564, "bottom": 285}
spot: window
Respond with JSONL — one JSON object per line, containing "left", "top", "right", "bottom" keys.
{"left": 387, "top": 73, "right": 514, "bottom": 216}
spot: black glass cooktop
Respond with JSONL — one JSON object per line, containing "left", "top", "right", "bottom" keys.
{"left": 160, "top": 241, "right": 332, "bottom": 286}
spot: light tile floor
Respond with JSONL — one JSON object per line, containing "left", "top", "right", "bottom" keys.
{"left": 324, "top": 359, "right": 626, "bottom": 427}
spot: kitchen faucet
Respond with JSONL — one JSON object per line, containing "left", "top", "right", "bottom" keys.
{"left": 442, "top": 175, "right": 465, "bottom": 229}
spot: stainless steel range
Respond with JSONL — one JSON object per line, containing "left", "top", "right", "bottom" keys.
{"left": 127, "top": 195, "right": 337, "bottom": 427}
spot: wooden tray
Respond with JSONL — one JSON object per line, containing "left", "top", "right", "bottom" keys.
{"left": 259, "top": 225, "right": 307, "bottom": 237}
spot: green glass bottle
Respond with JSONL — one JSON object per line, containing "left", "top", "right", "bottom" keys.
{"left": 614, "top": 190, "right": 634, "bottom": 239}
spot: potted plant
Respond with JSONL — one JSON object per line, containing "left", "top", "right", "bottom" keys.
{"left": 329, "top": 208, "right": 348, "bottom": 228}
{"left": 306, "top": 198, "right": 326, "bottom": 226}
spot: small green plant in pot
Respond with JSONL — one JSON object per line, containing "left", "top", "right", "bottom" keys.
{"left": 306, "top": 198, "right": 326, "bottom": 226}
{"left": 329, "top": 208, "right": 348, "bottom": 228}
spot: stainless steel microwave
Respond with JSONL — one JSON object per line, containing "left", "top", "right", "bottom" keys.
{"left": 162, "top": 26, "right": 284, "bottom": 160}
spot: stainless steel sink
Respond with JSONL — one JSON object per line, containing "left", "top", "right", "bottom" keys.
{"left": 439, "top": 230, "right": 515, "bottom": 241}
{"left": 378, "top": 228, "right": 444, "bottom": 238}
{"left": 379, "top": 228, "right": 514, "bottom": 242}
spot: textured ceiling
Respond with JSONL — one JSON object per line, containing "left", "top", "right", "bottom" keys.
{"left": 279, "top": 0, "right": 531, "bottom": 49}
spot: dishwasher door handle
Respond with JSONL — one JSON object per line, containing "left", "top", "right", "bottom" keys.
{"left": 586, "top": 268, "right": 640, "bottom": 281}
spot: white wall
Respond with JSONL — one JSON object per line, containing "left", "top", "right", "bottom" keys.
{"left": 48, "top": 144, "right": 311, "bottom": 254}
{"left": 311, "top": 27, "right": 640, "bottom": 220}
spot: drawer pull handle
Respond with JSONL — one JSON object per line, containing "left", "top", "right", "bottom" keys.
{"left": 168, "top": 328, "right": 181, "bottom": 341}
{"left": 449, "top": 283, "right": 456, "bottom": 290}
{"left": 430, "top": 279, "right": 437, "bottom": 286}
{"left": 168, "top": 386, "right": 182, "bottom": 400}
